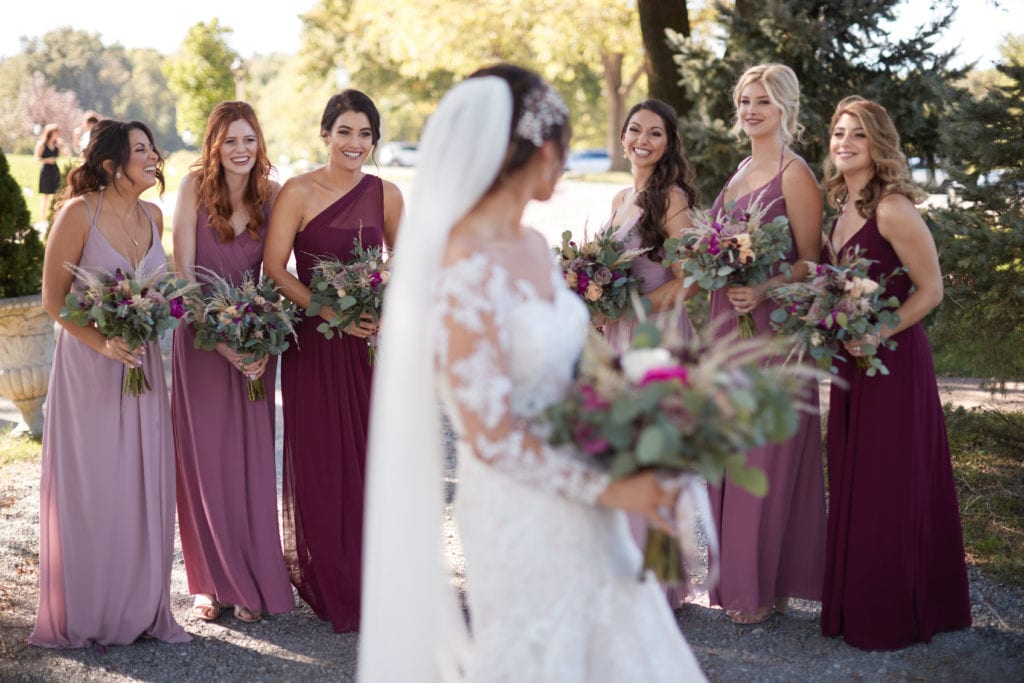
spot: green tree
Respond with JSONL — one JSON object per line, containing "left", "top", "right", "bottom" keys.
{"left": 163, "top": 20, "right": 238, "bottom": 146}
{"left": 19, "top": 28, "right": 131, "bottom": 118}
{"left": 928, "top": 53, "right": 1024, "bottom": 381}
{"left": 299, "top": 0, "right": 642, "bottom": 163}
{"left": 668, "top": 0, "right": 962, "bottom": 201}
{"left": 638, "top": 0, "right": 691, "bottom": 117}
{"left": 116, "top": 49, "right": 183, "bottom": 153}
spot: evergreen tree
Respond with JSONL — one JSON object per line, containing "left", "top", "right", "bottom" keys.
{"left": 928, "top": 57, "right": 1024, "bottom": 381}
{"left": 667, "top": 0, "right": 962, "bottom": 201}
{"left": 0, "top": 148, "right": 44, "bottom": 298}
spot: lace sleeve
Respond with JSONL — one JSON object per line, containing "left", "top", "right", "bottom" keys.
{"left": 436, "top": 254, "right": 610, "bottom": 504}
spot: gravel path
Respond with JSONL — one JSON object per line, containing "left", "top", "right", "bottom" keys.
{"left": 2, "top": 179, "right": 1022, "bottom": 680}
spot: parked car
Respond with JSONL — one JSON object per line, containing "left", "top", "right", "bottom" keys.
{"left": 565, "top": 148, "right": 611, "bottom": 174}
{"left": 379, "top": 141, "right": 419, "bottom": 167}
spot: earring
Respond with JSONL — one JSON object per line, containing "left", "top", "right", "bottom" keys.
{"left": 115, "top": 172, "right": 122, "bottom": 179}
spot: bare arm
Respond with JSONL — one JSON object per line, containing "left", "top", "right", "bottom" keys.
{"left": 875, "top": 194, "right": 943, "bottom": 334}
{"left": 172, "top": 174, "right": 199, "bottom": 281}
{"left": 645, "top": 187, "right": 698, "bottom": 312}
{"left": 263, "top": 177, "right": 318, "bottom": 312}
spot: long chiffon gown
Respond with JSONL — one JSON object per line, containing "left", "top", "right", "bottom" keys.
{"left": 31, "top": 191, "right": 190, "bottom": 647}
{"left": 821, "top": 215, "right": 972, "bottom": 650}
{"left": 281, "top": 174, "right": 382, "bottom": 632}
{"left": 601, "top": 213, "right": 694, "bottom": 608}
{"left": 171, "top": 205, "right": 294, "bottom": 616}
{"left": 706, "top": 156, "right": 827, "bottom": 614}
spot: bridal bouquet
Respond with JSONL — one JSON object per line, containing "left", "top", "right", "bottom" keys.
{"left": 60, "top": 266, "right": 195, "bottom": 395}
{"left": 543, "top": 319, "right": 811, "bottom": 583}
{"left": 305, "top": 234, "right": 390, "bottom": 364}
{"left": 768, "top": 246, "right": 901, "bottom": 376}
{"left": 188, "top": 271, "right": 299, "bottom": 400}
{"left": 663, "top": 200, "right": 792, "bottom": 338}
{"left": 554, "top": 227, "right": 649, "bottom": 324}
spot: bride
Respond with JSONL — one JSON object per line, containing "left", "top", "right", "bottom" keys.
{"left": 359, "top": 64, "right": 707, "bottom": 682}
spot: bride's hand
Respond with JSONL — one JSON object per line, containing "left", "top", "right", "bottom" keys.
{"left": 597, "top": 470, "right": 678, "bottom": 535}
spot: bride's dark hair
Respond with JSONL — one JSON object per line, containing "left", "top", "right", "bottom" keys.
{"left": 621, "top": 99, "right": 699, "bottom": 261}
{"left": 469, "top": 63, "right": 570, "bottom": 183}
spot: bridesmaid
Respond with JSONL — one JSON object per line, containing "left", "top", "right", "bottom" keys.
{"left": 171, "top": 101, "right": 295, "bottom": 624}
{"left": 820, "top": 96, "right": 971, "bottom": 650}
{"left": 264, "top": 90, "right": 403, "bottom": 632}
{"left": 32, "top": 120, "right": 190, "bottom": 647}
{"left": 601, "top": 98, "right": 698, "bottom": 607}
{"left": 602, "top": 98, "right": 698, "bottom": 351}
{"left": 706, "top": 63, "right": 826, "bottom": 624}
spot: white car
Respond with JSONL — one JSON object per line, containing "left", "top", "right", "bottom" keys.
{"left": 379, "top": 141, "right": 418, "bottom": 167}
{"left": 565, "top": 149, "right": 611, "bottom": 174}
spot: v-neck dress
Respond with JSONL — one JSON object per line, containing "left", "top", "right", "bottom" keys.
{"left": 31, "top": 191, "right": 190, "bottom": 647}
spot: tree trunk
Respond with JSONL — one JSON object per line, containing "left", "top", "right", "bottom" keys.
{"left": 637, "top": 0, "right": 691, "bottom": 117}
{"left": 603, "top": 52, "right": 629, "bottom": 172}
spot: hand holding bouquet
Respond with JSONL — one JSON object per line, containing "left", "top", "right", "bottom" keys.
{"left": 664, "top": 199, "right": 792, "bottom": 338}
{"left": 305, "top": 233, "right": 389, "bottom": 364}
{"left": 189, "top": 270, "right": 299, "bottom": 400}
{"left": 543, "top": 318, "right": 814, "bottom": 583}
{"left": 768, "top": 245, "right": 901, "bottom": 376}
{"left": 554, "top": 227, "right": 648, "bottom": 326}
{"left": 61, "top": 265, "right": 195, "bottom": 395}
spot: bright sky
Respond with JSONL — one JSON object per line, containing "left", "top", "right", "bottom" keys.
{"left": 1, "top": 0, "right": 1020, "bottom": 66}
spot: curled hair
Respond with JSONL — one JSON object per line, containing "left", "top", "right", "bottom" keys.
{"left": 62, "top": 119, "right": 164, "bottom": 205}
{"left": 823, "top": 96, "right": 925, "bottom": 218}
{"left": 621, "top": 99, "right": 700, "bottom": 261}
{"left": 468, "top": 63, "right": 571, "bottom": 186}
{"left": 321, "top": 90, "right": 382, "bottom": 150}
{"left": 191, "top": 101, "right": 273, "bottom": 242}
{"left": 731, "top": 63, "right": 804, "bottom": 145}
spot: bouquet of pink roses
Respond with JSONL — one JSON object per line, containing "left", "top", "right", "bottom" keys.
{"left": 189, "top": 270, "right": 299, "bottom": 400}
{"left": 305, "top": 233, "right": 390, "bottom": 364}
{"left": 663, "top": 199, "right": 792, "bottom": 338}
{"left": 543, "top": 318, "right": 813, "bottom": 583}
{"left": 554, "top": 226, "right": 649, "bottom": 325}
{"left": 60, "top": 265, "right": 195, "bottom": 395}
{"left": 769, "top": 245, "right": 901, "bottom": 376}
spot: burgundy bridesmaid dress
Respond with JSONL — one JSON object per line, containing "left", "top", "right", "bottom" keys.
{"left": 821, "top": 215, "right": 971, "bottom": 650}
{"left": 281, "top": 174, "right": 383, "bottom": 632}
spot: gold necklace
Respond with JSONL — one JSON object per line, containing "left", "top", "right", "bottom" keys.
{"left": 112, "top": 202, "right": 143, "bottom": 267}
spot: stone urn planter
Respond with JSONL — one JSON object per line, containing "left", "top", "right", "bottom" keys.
{"left": 0, "top": 293, "right": 55, "bottom": 437}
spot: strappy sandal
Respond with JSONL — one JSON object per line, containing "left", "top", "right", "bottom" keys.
{"left": 191, "top": 595, "right": 222, "bottom": 621}
{"left": 728, "top": 606, "right": 773, "bottom": 625}
{"left": 233, "top": 605, "right": 261, "bottom": 623}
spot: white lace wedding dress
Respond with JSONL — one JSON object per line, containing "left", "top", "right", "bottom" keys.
{"left": 436, "top": 246, "right": 707, "bottom": 683}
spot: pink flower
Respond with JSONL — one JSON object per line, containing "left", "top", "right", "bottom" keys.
{"left": 369, "top": 271, "right": 383, "bottom": 288}
{"left": 639, "top": 365, "right": 689, "bottom": 387}
{"left": 169, "top": 297, "right": 185, "bottom": 319}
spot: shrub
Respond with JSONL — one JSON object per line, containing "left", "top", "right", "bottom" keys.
{"left": 0, "top": 148, "right": 44, "bottom": 297}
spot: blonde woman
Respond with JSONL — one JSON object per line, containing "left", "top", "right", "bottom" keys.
{"left": 706, "top": 63, "right": 826, "bottom": 625}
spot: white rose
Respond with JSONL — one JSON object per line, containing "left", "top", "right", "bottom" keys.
{"left": 620, "top": 347, "right": 673, "bottom": 383}
{"left": 860, "top": 278, "right": 879, "bottom": 294}
{"left": 810, "top": 331, "right": 824, "bottom": 347}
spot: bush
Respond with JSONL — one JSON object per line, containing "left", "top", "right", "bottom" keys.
{"left": 0, "top": 148, "right": 44, "bottom": 297}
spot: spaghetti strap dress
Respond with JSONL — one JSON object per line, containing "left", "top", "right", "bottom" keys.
{"left": 706, "top": 154, "right": 827, "bottom": 614}
{"left": 31, "top": 191, "right": 190, "bottom": 648}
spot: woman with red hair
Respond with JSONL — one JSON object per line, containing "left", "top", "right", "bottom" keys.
{"left": 171, "top": 101, "right": 294, "bottom": 624}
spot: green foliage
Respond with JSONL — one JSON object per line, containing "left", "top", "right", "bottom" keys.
{"left": 163, "top": 20, "right": 238, "bottom": 145}
{"left": 115, "top": 49, "right": 183, "bottom": 153}
{"left": 668, "top": 0, "right": 962, "bottom": 201}
{"left": 928, "top": 58, "right": 1024, "bottom": 382}
{"left": 945, "top": 406, "right": 1024, "bottom": 586}
{"left": 0, "top": 148, "right": 44, "bottom": 297}
{"left": 19, "top": 28, "right": 131, "bottom": 120}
